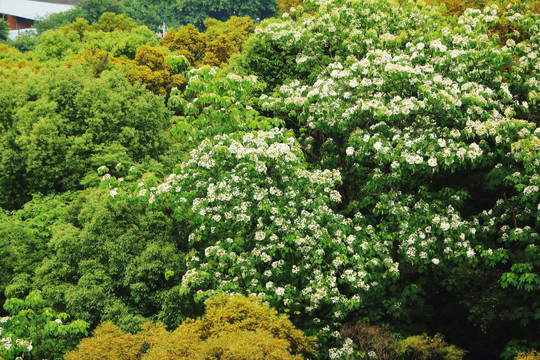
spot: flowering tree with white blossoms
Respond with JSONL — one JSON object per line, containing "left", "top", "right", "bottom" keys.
{"left": 251, "top": 0, "right": 540, "bottom": 356}
{"left": 109, "top": 0, "right": 540, "bottom": 357}
{"left": 114, "top": 128, "right": 406, "bottom": 356}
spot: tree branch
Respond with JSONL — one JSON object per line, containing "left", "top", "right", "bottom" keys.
{"left": 503, "top": 191, "right": 518, "bottom": 228}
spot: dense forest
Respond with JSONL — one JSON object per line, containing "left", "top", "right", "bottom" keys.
{"left": 0, "top": 0, "right": 539, "bottom": 359}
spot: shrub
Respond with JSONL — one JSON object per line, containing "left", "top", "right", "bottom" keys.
{"left": 64, "top": 321, "right": 143, "bottom": 360}
{"left": 341, "top": 323, "right": 399, "bottom": 360}
{"left": 394, "top": 334, "right": 466, "bottom": 360}
{"left": 65, "top": 294, "right": 315, "bottom": 360}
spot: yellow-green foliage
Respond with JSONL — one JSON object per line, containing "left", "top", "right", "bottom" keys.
{"left": 204, "top": 16, "right": 255, "bottom": 51}
{"left": 184, "top": 294, "right": 314, "bottom": 353}
{"left": 65, "top": 294, "right": 315, "bottom": 360}
{"left": 64, "top": 321, "right": 143, "bottom": 360}
{"left": 125, "top": 45, "right": 185, "bottom": 95}
{"left": 202, "top": 34, "right": 239, "bottom": 68}
{"left": 517, "top": 350, "right": 540, "bottom": 360}
{"left": 61, "top": 13, "right": 138, "bottom": 40}
{"left": 61, "top": 18, "right": 91, "bottom": 40}
{"left": 490, "top": 0, "right": 540, "bottom": 45}
{"left": 160, "top": 24, "right": 207, "bottom": 65}
{"left": 0, "top": 44, "right": 42, "bottom": 84}
{"left": 277, "top": 0, "right": 305, "bottom": 14}
{"left": 423, "top": 0, "right": 490, "bottom": 16}
{"left": 417, "top": 0, "right": 539, "bottom": 46}
{"left": 81, "top": 45, "right": 112, "bottom": 75}
{"left": 161, "top": 17, "right": 254, "bottom": 68}
{"left": 94, "top": 12, "right": 138, "bottom": 32}
{"left": 394, "top": 334, "right": 466, "bottom": 360}
{"left": 144, "top": 294, "right": 315, "bottom": 359}
{"left": 134, "top": 44, "right": 170, "bottom": 70}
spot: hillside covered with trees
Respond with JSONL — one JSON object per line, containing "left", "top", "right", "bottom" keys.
{"left": 0, "top": 0, "right": 539, "bottom": 359}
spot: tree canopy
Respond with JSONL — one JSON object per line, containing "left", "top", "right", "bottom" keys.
{"left": 1, "top": 0, "right": 539, "bottom": 359}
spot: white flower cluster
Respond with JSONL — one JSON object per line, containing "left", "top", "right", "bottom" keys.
{"left": 0, "top": 334, "right": 32, "bottom": 352}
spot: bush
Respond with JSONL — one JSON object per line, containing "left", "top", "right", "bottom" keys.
{"left": 394, "top": 334, "right": 466, "bottom": 360}
{"left": 64, "top": 321, "right": 143, "bottom": 360}
{"left": 65, "top": 294, "right": 316, "bottom": 360}
{"left": 341, "top": 323, "right": 399, "bottom": 360}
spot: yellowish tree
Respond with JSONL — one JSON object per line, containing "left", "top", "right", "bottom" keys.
{"left": 160, "top": 25, "right": 207, "bottom": 65}
{"left": 202, "top": 34, "right": 239, "bottom": 67}
{"left": 65, "top": 294, "right": 316, "bottom": 360}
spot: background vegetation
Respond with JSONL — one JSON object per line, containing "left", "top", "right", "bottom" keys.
{"left": 0, "top": 0, "right": 539, "bottom": 359}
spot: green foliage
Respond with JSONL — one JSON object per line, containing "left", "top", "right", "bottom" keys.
{"left": 34, "top": 0, "right": 124, "bottom": 34}
{"left": 94, "top": 12, "right": 138, "bottom": 32}
{"left": 120, "top": 0, "right": 182, "bottom": 31}
{"left": 34, "top": 29, "right": 83, "bottom": 62}
{"left": 175, "top": 0, "right": 276, "bottom": 29}
{"left": 252, "top": 0, "right": 540, "bottom": 355}
{"left": 0, "top": 64, "right": 170, "bottom": 209}
{"left": 114, "top": 127, "right": 383, "bottom": 359}
{"left": 82, "top": 25, "right": 158, "bottom": 59}
{"left": 1, "top": 1, "right": 540, "bottom": 359}
{"left": 9, "top": 34, "right": 38, "bottom": 53}
{"left": 204, "top": 16, "right": 256, "bottom": 51}
{"left": 77, "top": 0, "right": 124, "bottom": 23}
{"left": 0, "top": 290, "right": 88, "bottom": 360}
{"left": 29, "top": 186, "right": 190, "bottom": 331}
{"left": 394, "top": 334, "right": 466, "bottom": 360}
{"left": 66, "top": 294, "right": 315, "bottom": 360}
{"left": 0, "top": 18, "right": 8, "bottom": 42}
{"left": 112, "top": 0, "right": 540, "bottom": 357}
{"left": 0, "top": 194, "right": 72, "bottom": 305}
{"left": 165, "top": 54, "right": 190, "bottom": 74}
{"left": 236, "top": 26, "right": 309, "bottom": 90}
{"left": 168, "top": 67, "right": 282, "bottom": 147}
{"left": 33, "top": 10, "right": 79, "bottom": 34}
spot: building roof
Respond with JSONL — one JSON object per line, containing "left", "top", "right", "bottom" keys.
{"left": 0, "top": 0, "right": 75, "bottom": 21}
